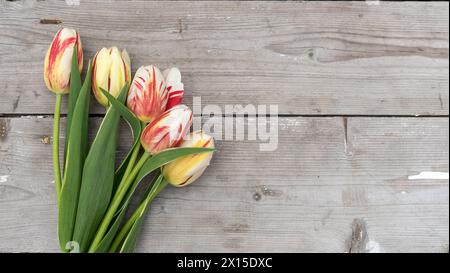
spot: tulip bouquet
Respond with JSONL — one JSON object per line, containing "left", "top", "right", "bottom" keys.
{"left": 44, "top": 28, "right": 215, "bottom": 253}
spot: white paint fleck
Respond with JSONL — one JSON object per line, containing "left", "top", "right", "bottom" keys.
{"left": 365, "top": 0, "right": 380, "bottom": 6}
{"left": 401, "top": 191, "right": 407, "bottom": 195}
{"left": 278, "top": 118, "right": 302, "bottom": 132}
{"left": 366, "top": 240, "right": 383, "bottom": 253}
{"left": 0, "top": 175, "right": 9, "bottom": 183}
{"left": 408, "top": 171, "right": 449, "bottom": 180}
{"left": 64, "top": 0, "right": 80, "bottom": 6}
{"left": 50, "top": 180, "right": 55, "bottom": 184}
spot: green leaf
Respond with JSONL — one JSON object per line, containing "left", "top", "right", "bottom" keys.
{"left": 93, "top": 147, "right": 214, "bottom": 252}
{"left": 71, "top": 84, "right": 129, "bottom": 252}
{"left": 136, "top": 147, "right": 215, "bottom": 184}
{"left": 119, "top": 175, "right": 168, "bottom": 253}
{"left": 64, "top": 48, "right": 82, "bottom": 167}
{"left": 87, "top": 88, "right": 141, "bottom": 253}
{"left": 100, "top": 89, "right": 142, "bottom": 192}
{"left": 92, "top": 167, "right": 149, "bottom": 253}
{"left": 93, "top": 170, "right": 150, "bottom": 253}
{"left": 58, "top": 61, "right": 92, "bottom": 251}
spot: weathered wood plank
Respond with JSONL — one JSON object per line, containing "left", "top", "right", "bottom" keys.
{"left": 0, "top": 1, "right": 448, "bottom": 115}
{"left": 0, "top": 116, "right": 448, "bottom": 252}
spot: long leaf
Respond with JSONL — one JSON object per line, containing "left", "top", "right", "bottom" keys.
{"left": 118, "top": 211, "right": 146, "bottom": 253}
{"left": 64, "top": 48, "right": 82, "bottom": 167}
{"left": 92, "top": 169, "right": 151, "bottom": 253}
{"left": 119, "top": 175, "right": 167, "bottom": 253}
{"left": 94, "top": 147, "right": 214, "bottom": 252}
{"left": 89, "top": 89, "right": 141, "bottom": 252}
{"left": 58, "top": 61, "right": 92, "bottom": 251}
{"left": 72, "top": 84, "right": 128, "bottom": 252}
{"left": 100, "top": 89, "right": 142, "bottom": 192}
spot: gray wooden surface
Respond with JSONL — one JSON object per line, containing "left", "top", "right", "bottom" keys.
{"left": 0, "top": 0, "right": 448, "bottom": 253}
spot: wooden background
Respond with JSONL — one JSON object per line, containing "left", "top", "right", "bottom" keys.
{"left": 0, "top": 0, "right": 448, "bottom": 253}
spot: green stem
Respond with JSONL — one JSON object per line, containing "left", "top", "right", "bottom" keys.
{"left": 52, "top": 94, "right": 62, "bottom": 202}
{"left": 88, "top": 152, "right": 151, "bottom": 252}
{"left": 123, "top": 143, "right": 141, "bottom": 179}
{"left": 115, "top": 121, "right": 145, "bottom": 194}
{"left": 110, "top": 175, "right": 168, "bottom": 252}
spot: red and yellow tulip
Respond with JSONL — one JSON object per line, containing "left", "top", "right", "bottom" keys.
{"left": 44, "top": 28, "right": 83, "bottom": 94}
{"left": 162, "top": 131, "right": 214, "bottom": 187}
{"left": 127, "top": 65, "right": 168, "bottom": 123}
{"left": 92, "top": 47, "right": 131, "bottom": 107}
{"left": 140, "top": 104, "right": 193, "bottom": 155}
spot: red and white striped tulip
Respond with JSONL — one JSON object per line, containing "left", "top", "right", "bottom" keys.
{"left": 127, "top": 65, "right": 168, "bottom": 123}
{"left": 163, "top": 67, "right": 184, "bottom": 110}
{"left": 140, "top": 104, "right": 193, "bottom": 155}
{"left": 162, "top": 131, "right": 214, "bottom": 187}
{"left": 44, "top": 28, "right": 83, "bottom": 94}
{"left": 92, "top": 47, "right": 131, "bottom": 107}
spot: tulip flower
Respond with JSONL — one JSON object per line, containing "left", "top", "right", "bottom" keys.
{"left": 140, "top": 104, "right": 193, "bottom": 155}
{"left": 92, "top": 47, "right": 131, "bottom": 107}
{"left": 163, "top": 67, "right": 184, "bottom": 110}
{"left": 44, "top": 28, "right": 83, "bottom": 94}
{"left": 162, "top": 131, "right": 214, "bottom": 187}
{"left": 44, "top": 28, "right": 83, "bottom": 201}
{"left": 127, "top": 65, "right": 168, "bottom": 123}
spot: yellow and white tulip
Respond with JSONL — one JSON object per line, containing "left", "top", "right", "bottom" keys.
{"left": 162, "top": 131, "right": 214, "bottom": 187}
{"left": 92, "top": 47, "right": 131, "bottom": 107}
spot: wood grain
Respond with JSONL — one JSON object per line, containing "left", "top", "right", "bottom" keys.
{"left": 0, "top": 116, "right": 447, "bottom": 252}
{"left": 0, "top": 1, "right": 448, "bottom": 115}
{"left": 0, "top": 0, "right": 448, "bottom": 254}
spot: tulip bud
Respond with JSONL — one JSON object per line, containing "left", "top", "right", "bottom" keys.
{"left": 140, "top": 104, "right": 193, "bottom": 155}
{"left": 44, "top": 28, "right": 83, "bottom": 94}
{"left": 163, "top": 67, "right": 184, "bottom": 110}
{"left": 92, "top": 47, "right": 131, "bottom": 107}
{"left": 162, "top": 131, "right": 214, "bottom": 187}
{"left": 127, "top": 65, "right": 168, "bottom": 123}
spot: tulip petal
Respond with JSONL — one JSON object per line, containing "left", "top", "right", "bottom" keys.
{"left": 162, "top": 131, "right": 215, "bottom": 187}
{"left": 127, "top": 65, "right": 168, "bottom": 122}
{"left": 140, "top": 104, "right": 193, "bottom": 154}
{"left": 92, "top": 48, "right": 111, "bottom": 106}
{"left": 109, "top": 47, "right": 126, "bottom": 99}
{"left": 164, "top": 67, "right": 184, "bottom": 110}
